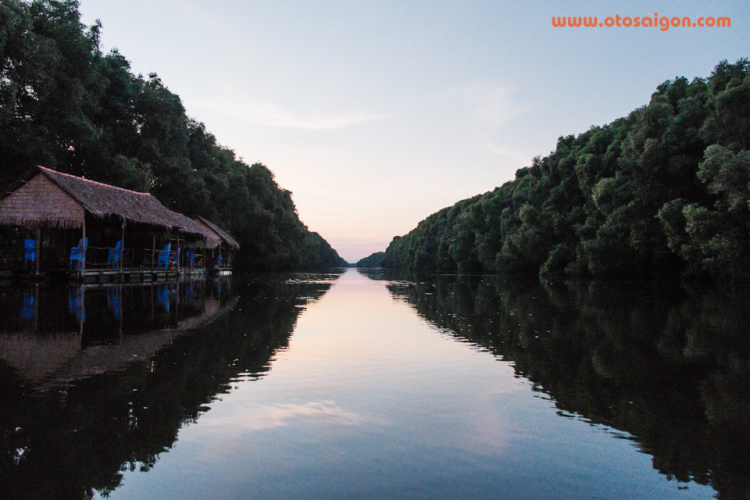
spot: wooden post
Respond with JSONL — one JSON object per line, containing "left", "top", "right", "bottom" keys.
{"left": 151, "top": 233, "right": 156, "bottom": 270}
{"left": 120, "top": 220, "right": 126, "bottom": 272}
{"left": 80, "top": 219, "right": 86, "bottom": 279}
{"left": 35, "top": 227, "right": 41, "bottom": 276}
{"left": 79, "top": 287, "right": 84, "bottom": 336}
{"left": 176, "top": 235, "right": 180, "bottom": 272}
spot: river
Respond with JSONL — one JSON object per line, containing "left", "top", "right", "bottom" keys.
{"left": 1, "top": 269, "right": 748, "bottom": 499}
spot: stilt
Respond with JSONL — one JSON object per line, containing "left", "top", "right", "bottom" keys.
{"left": 202, "top": 237, "right": 207, "bottom": 274}
{"left": 120, "top": 220, "right": 126, "bottom": 272}
{"left": 80, "top": 220, "right": 87, "bottom": 280}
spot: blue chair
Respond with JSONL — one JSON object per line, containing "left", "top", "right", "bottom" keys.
{"left": 108, "top": 240, "right": 122, "bottom": 269}
{"left": 186, "top": 250, "right": 195, "bottom": 269}
{"left": 69, "top": 238, "right": 88, "bottom": 271}
{"left": 23, "top": 239, "right": 36, "bottom": 269}
{"left": 157, "top": 243, "right": 171, "bottom": 269}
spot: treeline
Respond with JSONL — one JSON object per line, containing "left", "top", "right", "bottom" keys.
{"left": 0, "top": 0, "right": 345, "bottom": 270}
{"left": 356, "top": 251, "right": 384, "bottom": 268}
{"left": 382, "top": 59, "right": 750, "bottom": 281}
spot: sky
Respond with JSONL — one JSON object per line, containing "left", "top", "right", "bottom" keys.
{"left": 77, "top": 0, "right": 748, "bottom": 263}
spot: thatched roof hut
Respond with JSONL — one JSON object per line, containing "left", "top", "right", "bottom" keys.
{"left": 0, "top": 166, "right": 204, "bottom": 236}
{"left": 194, "top": 216, "right": 240, "bottom": 250}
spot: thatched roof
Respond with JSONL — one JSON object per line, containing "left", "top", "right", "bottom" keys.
{"left": 170, "top": 211, "right": 216, "bottom": 241}
{"left": 192, "top": 219, "right": 221, "bottom": 250}
{"left": 0, "top": 166, "right": 205, "bottom": 235}
{"left": 195, "top": 216, "right": 240, "bottom": 250}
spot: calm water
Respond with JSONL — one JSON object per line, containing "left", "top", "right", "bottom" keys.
{"left": 1, "top": 269, "right": 749, "bottom": 499}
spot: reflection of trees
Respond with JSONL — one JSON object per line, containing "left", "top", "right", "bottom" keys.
{"left": 0, "top": 274, "right": 340, "bottom": 500}
{"left": 382, "top": 273, "right": 750, "bottom": 499}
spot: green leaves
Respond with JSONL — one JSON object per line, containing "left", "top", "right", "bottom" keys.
{"left": 384, "top": 58, "right": 750, "bottom": 282}
{"left": 698, "top": 146, "right": 750, "bottom": 212}
{"left": 0, "top": 0, "right": 344, "bottom": 271}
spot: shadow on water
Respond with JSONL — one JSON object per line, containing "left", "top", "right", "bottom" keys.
{"left": 359, "top": 268, "right": 750, "bottom": 500}
{"left": 0, "top": 271, "right": 343, "bottom": 500}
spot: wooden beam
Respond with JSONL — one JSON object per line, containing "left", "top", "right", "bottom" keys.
{"left": 80, "top": 219, "right": 86, "bottom": 278}
{"left": 120, "top": 220, "right": 126, "bottom": 271}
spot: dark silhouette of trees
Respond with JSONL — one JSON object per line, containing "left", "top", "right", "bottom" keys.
{"left": 356, "top": 251, "right": 384, "bottom": 268}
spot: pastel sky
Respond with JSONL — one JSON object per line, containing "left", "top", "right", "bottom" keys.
{"left": 77, "top": 0, "right": 748, "bottom": 263}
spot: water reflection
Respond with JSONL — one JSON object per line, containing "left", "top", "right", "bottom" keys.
{"left": 360, "top": 269, "right": 750, "bottom": 499}
{"left": 198, "top": 400, "right": 382, "bottom": 433}
{"left": 0, "top": 279, "right": 237, "bottom": 392}
{"left": 0, "top": 272, "right": 342, "bottom": 500}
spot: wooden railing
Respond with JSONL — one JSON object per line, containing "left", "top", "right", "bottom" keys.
{"left": 0, "top": 244, "right": 208, "bottom": 273}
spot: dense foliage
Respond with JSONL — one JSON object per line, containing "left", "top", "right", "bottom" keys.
{"left": 356, "top": 251, "right": 384, "bottom": 268}
{"left": 0, "top": 0, "right": 345, "bottom": 270}
{"left": 382, "top": 59, "right": 750, "bottom": 281}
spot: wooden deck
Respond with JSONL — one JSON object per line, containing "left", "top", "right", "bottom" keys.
{"left": 0, "top": 267, "right": 211, "bottom": 283}
{"left": 74, "top": 267, "right": 208, "bottom": 284}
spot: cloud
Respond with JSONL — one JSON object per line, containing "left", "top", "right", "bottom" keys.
{"left": 196, "top": 98, "right": 393, "bottom": 130}
{"left": 432, "top": 83, "right": 534, "bottom": 160}
{"left": 486, "top": 144, "right": 533, "bottom": 164}
{"left": 443, "top": 83, "right": 531, "bottom": 127}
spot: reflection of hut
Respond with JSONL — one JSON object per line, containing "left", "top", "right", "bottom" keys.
{"left": 0, "top": 332, "right": 83, "bottom": 383}
{"left": 0, "top": 281, "right": 238, "bottom": 391}
{"left": 0, "top": 166, "right": 209, "bottom": 281}
{"left": 193, "top": 216, "right": 240, "bottom": 274}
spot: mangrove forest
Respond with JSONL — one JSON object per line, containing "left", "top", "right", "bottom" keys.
{"left": 380, "top": 58, "right": 750, "bottom": 281}
{"left": 0, "top": 0, "right": 345, "bottom": 270}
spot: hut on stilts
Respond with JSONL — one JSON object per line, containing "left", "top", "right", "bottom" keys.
{"left": 193, "top": 216, "right": 240, "bottom": 276}
{"left": 0, "top": 166, "right": 239, "bottom": 283}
